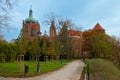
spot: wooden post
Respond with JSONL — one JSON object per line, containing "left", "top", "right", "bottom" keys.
{"left": 22, "top": 55, "right": 24, "bottom": 74}
{"left": 19, "top": 55, "right": 21, "bottom": 74}
{"left": 17, "top": 55, "right": 24, "bottom": 74}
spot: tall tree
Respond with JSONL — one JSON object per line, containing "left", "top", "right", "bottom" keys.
{"left": 0, "top": 39, "right": 7, "bottom": 62}
{"left": 110, "top": 36, "right": 120, "bottom": 64}
{"left": 15, "top": 28, "right": 29, "bottom": 56}
{"left": 0, "top": 0, "right": 16, "bottom": 32}
{"left": 83, "top": 30, "right": 111, "bottom": 58}
{"left": 48, "top": 41, "right": 56, "bottom": 56}
{"left": 41, "top": 38, "right": 48, "bottom": 56}
{"left": 58, "top": 19, "right": 73, "bottom": 59}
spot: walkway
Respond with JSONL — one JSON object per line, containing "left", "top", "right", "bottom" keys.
{"left": 0, "top": 60, "right": 85, "bottom": 80}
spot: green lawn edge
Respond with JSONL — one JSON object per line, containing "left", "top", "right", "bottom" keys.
{"left": 0, "top": 59, "right": 72, "bottom": 77}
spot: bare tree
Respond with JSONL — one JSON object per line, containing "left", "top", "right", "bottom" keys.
{"left": 0, "top": 0, "right": 15, "bottom": 32}
{"left": 45, "top": 14, "right": 82, "bottom": 60}
{"left": 44, "top": 13, "right": 57, "bottom": 25}
{"left": 58, "top": 18, "right": 73, "bottom": 30}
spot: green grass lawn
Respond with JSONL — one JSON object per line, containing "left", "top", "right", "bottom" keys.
{"left": 0, "top": 60, "right": 72, "bottom": 77}
{"left": 85, "top": 59, "right": 120, "bottom": 80}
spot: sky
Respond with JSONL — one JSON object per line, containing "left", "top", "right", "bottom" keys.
{"left": 2, "top": 0, "right": 120, "bottom": 41}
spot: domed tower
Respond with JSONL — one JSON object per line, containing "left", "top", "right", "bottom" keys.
{"left": 22, "top": 7, "right": 40, "bottom": 41}
{"left": 50, "top": 20, "right": 56, "bottom": 38}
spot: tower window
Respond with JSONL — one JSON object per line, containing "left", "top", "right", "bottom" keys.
{"left": 31, "top": 29, "right": 36, "bottom": 36}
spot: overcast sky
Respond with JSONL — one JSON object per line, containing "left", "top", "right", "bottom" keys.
{"left": 3, "top": 0, "right": 120, "bottom": 41}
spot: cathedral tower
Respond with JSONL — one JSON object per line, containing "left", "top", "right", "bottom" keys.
{"left": 50, "top": 20, "right": 56, "bottom": 38}
{"left": 22, "top": 7, "right": 40, "bottom": 41}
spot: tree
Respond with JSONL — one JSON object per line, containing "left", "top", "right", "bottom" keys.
{"left": 15, "top": 28, "right": 29, "bottom": 58}
{"left": 0, "top": 0, "right": 16, "bottom": 32}
{"left": 83, "top": 30, "right": 111, "bottom": 58}
{"left": 58, "top": 19, "right": 74, "bottom": 61}
{"left": 110, "top": 36, "right": 120, "bottom": 65}
{"left": 45, "top": 13, "right": 80, "bottom": 60}
{"left": 28, "top": 40, "right": 39, "bottom": 61}
{"left": 41, "top": 38, "right": 48, "bottom": 56}
{"left": 48, "top": 41, "right": 56, "bottom": 56}
{"left": 0, "top": 0, "right": 17, "bottom": 62}
{"left": 0, "top": 39, "right": 7, "bottom": 62}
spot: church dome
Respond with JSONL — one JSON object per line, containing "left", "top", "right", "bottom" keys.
{"left": 25, "top": 8, "right": 37, "bottom": 23}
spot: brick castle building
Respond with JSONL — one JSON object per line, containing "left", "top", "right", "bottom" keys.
{"left": 22, "top": 8, "right": 105, "bottom": 41}
{"left": 22, "top": 8, "right": 105, "bottom": 58}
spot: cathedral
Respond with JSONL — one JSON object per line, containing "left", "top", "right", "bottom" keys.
{"left": 22, "top": 8, "right": 105, "bottom": 41}
{"left": 22, "top": 8, "right": 57, "bottom": 41}
{"left": 22, "top": 8, "right": 105, "bottom": 58}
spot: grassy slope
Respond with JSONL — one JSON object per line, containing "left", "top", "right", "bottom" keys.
{"left": 86, "top": 59, "right": 120, "bottom": 80}
{"left": 0, "top": 60, "right": 72, "bottom": 77}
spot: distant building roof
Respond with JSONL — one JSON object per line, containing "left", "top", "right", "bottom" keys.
{"left": 93, "top": 23, "right": 105, "bottom": 31}
{"left": 67, "top": 30, "right": 82, "bottom": 38}
{"left": 67, "top": 30, "right": 82, "bottom": 36}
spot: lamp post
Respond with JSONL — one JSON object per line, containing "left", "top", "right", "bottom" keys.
{"left": 37, "top": 32, "right": 41, "bottom": 73}
{"left": 37, "top": 54, "right": 40, "bottom": 73}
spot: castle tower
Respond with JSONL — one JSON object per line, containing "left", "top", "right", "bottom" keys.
{"left": 50, "top": 20, "right": 56, "bottom": 38}
{"left": 22, "top": 7, "right": 40, "bottom": 41}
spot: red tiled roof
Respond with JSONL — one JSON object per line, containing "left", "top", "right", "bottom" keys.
{"left": 41, "top": 34, "right": 49, "bottom": 39}
{"left": 93, "top": 23, "right": 105, "bottom": 31}
{"left": 67, "top": 30, "right": 82, "bottom": 36}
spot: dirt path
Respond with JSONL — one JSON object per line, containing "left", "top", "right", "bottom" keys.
{"left": 0, "top": 60, "right": 85, "bottom": 80}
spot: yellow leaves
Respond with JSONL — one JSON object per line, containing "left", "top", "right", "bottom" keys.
{"left": 83, "top": 30, "right": 111, "bottom": 58}
{"left": 47, "top": 41, "right": 56, "bottom": 56}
